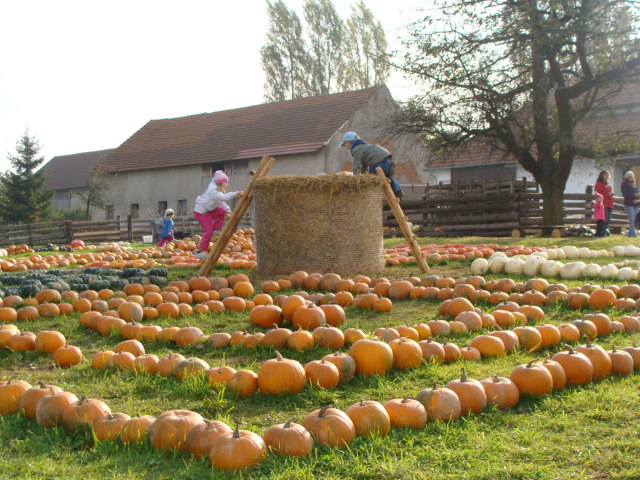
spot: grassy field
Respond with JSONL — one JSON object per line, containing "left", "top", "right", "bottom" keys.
{"left": 1, "top": 236, "right": 639, "bottom": 479}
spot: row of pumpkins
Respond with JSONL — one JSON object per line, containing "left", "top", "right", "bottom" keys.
{"left": 472, "top": 248, "right": 640, "bottom": 280}
{"left": 1, "top": 337, "right": 638, "bottom": 470}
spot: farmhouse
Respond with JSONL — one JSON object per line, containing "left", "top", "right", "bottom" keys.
{"left": 95, "top": 86, "right": 432, "bottom": 221}
{"left": 42, "top": 149, "right": 113, "bottom": 212}
{"left": 430, "top": 84, "right": 640, "bottom": 195}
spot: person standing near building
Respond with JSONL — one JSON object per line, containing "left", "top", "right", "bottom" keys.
{"left": 594, "top": 170, "right": 614, "bottom": 235}
{"left": 621, "top": 171, "right": 640, "bottom": 238}
{"left": 193, "top": 170, "right": 243, "bottom": 259}
{"left": 340, "top": 131, "right": 403, "bottom": 198}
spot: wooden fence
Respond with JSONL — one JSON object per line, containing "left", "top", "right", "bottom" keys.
{"left": 382, "top": 178, "right": 629, "bottom": 237}
{"left": 0, "top": 178, "right": 630, "bottom": 245}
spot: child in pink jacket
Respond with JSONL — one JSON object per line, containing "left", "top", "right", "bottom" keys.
{"left": 193, "top": 170, "right": 242, "bottom": 258}
{"left": 593, "top": 193, "right": 606, "bottom": 237}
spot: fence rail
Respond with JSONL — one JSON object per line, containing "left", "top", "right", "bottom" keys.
{"left": 0, "top": 179, "right": 629, "bottom": 245}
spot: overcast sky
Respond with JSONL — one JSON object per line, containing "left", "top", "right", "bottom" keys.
{"left": 0, "top": 0, "right": 427, "bottom": 171}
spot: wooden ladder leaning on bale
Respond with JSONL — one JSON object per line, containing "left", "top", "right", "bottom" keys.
{"left": 375, "top": 166, "right": 430, "bottom": 273}
{"left": 197, "top": 155, "right": 276, "bottom": 277}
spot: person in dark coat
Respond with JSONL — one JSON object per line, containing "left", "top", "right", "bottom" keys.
{"left": 620, "top": 171, "right": 640, "bottom": 237}
{"left": 340, "top": 131, "right": 403, "bottom": 198}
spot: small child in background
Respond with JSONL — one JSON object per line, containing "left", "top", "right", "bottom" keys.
{"left": 157, "top": 208, "right": 175, "bottom": 247}
{"left": 593, "top": 193, "right": 606, "bottom": 237}
{"left": 193, "top": 170, "right": 243, "bottom": 259}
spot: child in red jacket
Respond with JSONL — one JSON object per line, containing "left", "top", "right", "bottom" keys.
{"left": 593, "top": 193, "right": 606, "bottom": 237}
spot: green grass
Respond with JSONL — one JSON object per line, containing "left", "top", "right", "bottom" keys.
{"left": 1, "top": 239, "right": 640, "bottom": 479}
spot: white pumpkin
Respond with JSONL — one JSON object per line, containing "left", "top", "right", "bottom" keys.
{"left": 488, "top": 251, "right": 508, "bottom": 261}
{"left": 561, "top": 246, "right": 580, "bottom": 259}
{"left": 505, "top": 258, "right": 526, "bottom": 275}
{"left": 541, "top": 260, "right": 563, "bottom": 277}
{"left": 470, "top": 258, "right": 489, "bottom": 275}
{"left": 583, "top": 263, "right": 602, "bottom": 277}
{"left": 611, "top": 246, "right": 625, "bottom": 257}
{"left": 577, "top": 247, "right": 593, "bottom": 258}
{"left": 624, "top": 245, "right": 640, "bottom": 257}
{"left": 554, "top": 248, "right": 566, "bottom": 259}
{"left": 489, "top": 256, "right": 509, "bottom": 273}
{"left": 532, "top": 251, "right": 548, "bottom": 259}
{"left": 559, "top": 261, "right": 586, "bottom": 279}
{"left": 524, "top": 256, "right": 545, "bottom": 276}
{"left": 542, "top": 249, "right": 557, "bottom": 260}
{"left": 599, "top": 264, "right": 619, "bottom": 279}
{"left": 617, "top": 267, "right": 636, "bottom": 281}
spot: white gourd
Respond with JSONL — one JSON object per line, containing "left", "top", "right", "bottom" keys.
{"left": 559, "top": 261, "right": 586, "bottom": 279}
{"left": 470, "top": 258, "right": 489, "bottom": 275}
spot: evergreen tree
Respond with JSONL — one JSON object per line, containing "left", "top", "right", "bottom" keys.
{"left": 261, "top": 0, "right": 308, "bottom": 102}
{"left": 0, "top": 130, "right": 52, "bottom": 223}
{"left": 341, "top": 0, "right": 389, "bottom": 91}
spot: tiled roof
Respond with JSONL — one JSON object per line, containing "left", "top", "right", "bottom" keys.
{"left": 100, "top": 87, "right": 386, "bottom": 173}
{"left": 42, "top": 149, "right": 114, "bottom": 191}
{"left": 430, "top": 138, "right": 517, "bottom": 168}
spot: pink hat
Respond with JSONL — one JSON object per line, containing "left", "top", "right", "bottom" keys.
{"left": 213, "top": 170, "right": 229, "bottom": 184}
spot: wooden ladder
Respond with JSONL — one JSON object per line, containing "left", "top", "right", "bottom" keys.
{"left": 375, "top": 167, "right": 430, "bottom": 273}
{"left": 197, "top": 155, "right": 276, "bottom": 277}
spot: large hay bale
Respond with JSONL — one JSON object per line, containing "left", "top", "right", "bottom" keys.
{"left": 254, "top": 174, "right": 384, "bottom": 276}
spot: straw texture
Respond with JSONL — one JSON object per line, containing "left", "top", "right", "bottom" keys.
{"left": 254, "top": 174, "right": 385, "bottom": 275}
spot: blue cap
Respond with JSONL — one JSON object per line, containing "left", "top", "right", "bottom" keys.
{"left": 339, "top": 131, "right": 359, "bottom": 146}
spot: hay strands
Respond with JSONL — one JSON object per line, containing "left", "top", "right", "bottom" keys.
{"left": 197, "top": 155, "right": 276, "bottom": 277}
{"left": 375, "top": 166, "right": 429, "bottom": 273}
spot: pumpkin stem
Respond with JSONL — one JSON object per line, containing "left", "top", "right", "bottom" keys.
{"left": 38, "top": 381, "right": 47, "bottom": 389}
{"left": 401, "top": 397, "right": 410, "bottom": 404}
{"left": 492, "top": 375, "right": 501, "bottom": 382}
{"left": 460, "top": 367, "right": 468, "bottom": 382}
{"left": 318, "top": 406, "right": 330, "bottom": 418}
{"left": 106, "top": 413, "right": 114, "bottom": 420}
{"left": 233, "top": 423, "right": 240, "bottom": 438}
{"left": 564, "top": 344, "right": 575, "bottom": 354}
{"left": 583, "top": 335, "right": 592, "bottom": 347}
{"left": 431, "top": 381, "right": 438, "bottom": 390}
{"left": 527, "top": 360, "right": 537, "bottom": 367}
{"left": 271, "top": 323, "right": 279, "bottom": 329}
{"left": 611, "top": 345, "right": 617, "bottom": 352}
{"left": 275, "top": 351, "right": 283, "bottom": 361}
{"left": 283, "top": 419, "right": 293, "bottom": 429}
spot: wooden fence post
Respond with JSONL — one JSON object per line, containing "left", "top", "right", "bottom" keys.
{"left": 127, "top": 215, "right": 133, "bottom": 242}
{"left": 585, "top": 185, "right": 594, "bottom": 223}
{"left": 65, "top": 220, "right": 74, "bottom": 244}
{"left": 27, "top": 222, "right": 33, "bottom": 246}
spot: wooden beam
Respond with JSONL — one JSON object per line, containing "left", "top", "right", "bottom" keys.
{"left": 375, "top": 167, "right": 429, "bottom": 273}
{"left": 197, "top": 155, "right": 276, "bottom": 277}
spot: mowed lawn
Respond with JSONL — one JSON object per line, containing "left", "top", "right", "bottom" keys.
{"left": 0, "top": 235, "right": 639, "bottom": 479}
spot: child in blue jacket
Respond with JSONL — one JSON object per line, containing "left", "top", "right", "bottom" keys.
{"left": 157, "top": 208, "right": 175, "bottom": 247}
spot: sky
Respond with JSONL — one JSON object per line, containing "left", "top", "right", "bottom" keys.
{"left": 0, "top": 0, "right": 428, "bottom": 171}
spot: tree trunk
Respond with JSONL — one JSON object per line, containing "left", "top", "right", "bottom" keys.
{"left": 539, "top": 181, "right": 565, "bottom": 226}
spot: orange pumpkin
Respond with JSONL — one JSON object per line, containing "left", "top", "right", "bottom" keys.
{"left": 209, "top": 424, "right": 268, "bottom": 470}
{"left": 445, "top": 368, "right": 487, "bottom": 415}
{"left": 415, "top": 383, "right": 462, "bottom": 421}
{"left": 346, "top": 400, "right": 391, "bottom": 437}
{"left": 257, "top": 351, "right": 306, "bottom": 395}
{"left": 348, "top": 339, "right": 393, "bottom": 376}
{"left": 301, "top": 406, "right": 356, "bottom": 447}
{"left": 149, "top": 409, "right": 204, "bottom": 451}
{"left": 509, "top": 361, "right": 553, "bottom": 396}
{"left": 35, "top": 390, "right": 78, "bottom": 428}
{"left": 480, "top": 375, "right": 520, "bottom": 410}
